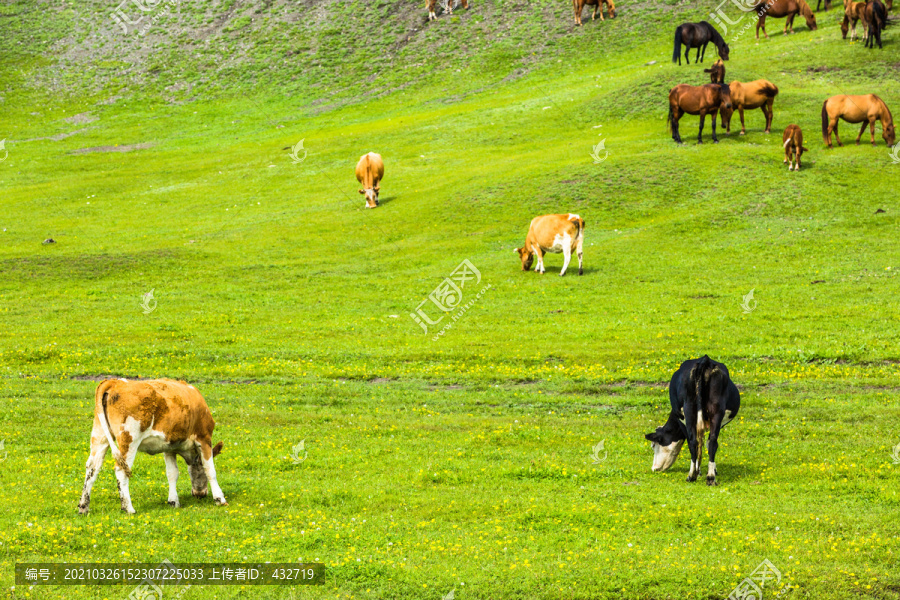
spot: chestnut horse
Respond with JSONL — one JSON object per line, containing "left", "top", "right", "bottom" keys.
{"left": 754, "top": 0, "right": 817, "bottom": 38}
{"left": 863, "top": 0, "right": 887, "bottom": 49}
{"left": 822, "top": 94, "right": 896, "bottom": 147}
{"left": 815, "top": 0, "right": 832, "bottom": 10}
{"left": 672, "top": 22, "right": 730, "bottom": 65}
{"left": 721, "top": 80, "right": 779, "bottom": 134}
{"left": 668, "top": 84, "right": 733, "bottom": 144}
{"left": 573, "top": 0, "right": 616, "bottom": 25}
{"left": 841, "top": 0, "right": 868, "bottom": 40}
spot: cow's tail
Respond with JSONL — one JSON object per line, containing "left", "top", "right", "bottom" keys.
{"left": 673, "top": 26, "right": 682, "bottom": 63}
{"left": 571, "top": 215, "right": 585, "bottom": 241}
{"left": 692, "top": 355, "right": 714, "bottom": 417}
{"left": 95, "top": 380, "right": 128, "bottom": 475}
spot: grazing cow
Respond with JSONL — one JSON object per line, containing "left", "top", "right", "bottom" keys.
{"left": 515, "top": 214, "right": 585, "bottom": 276}
{"left": 703, "top": 59, "right": 726, "bottom": 83}
{"left": 355, "top": 152, "right": 384, "bottom": 208}
{"left": 721, "top": 80, "right": 779, "bottom": 135}
{"left": 573, "top": 0, "right": 616, "bottom": 25}
{"left": 78, "top": 379, "right": 226, "bottom": 514}
{"left": 644, "top": 356, "right": 741, "bottom": 485}
{"left": 782, "top": 124, "right": 809, "bottom": 170}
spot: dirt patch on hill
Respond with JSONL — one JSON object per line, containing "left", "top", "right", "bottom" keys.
{"left": 71, "top": 142, "right": 154, "bottom": 154}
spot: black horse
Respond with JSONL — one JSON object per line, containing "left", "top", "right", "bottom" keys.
{"left": 672, "top": 21, "right": 730, "bottom": 65}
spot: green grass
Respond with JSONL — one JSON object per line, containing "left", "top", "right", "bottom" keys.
{"left": 1, "top": 0, "right": 900, "bottom": 598}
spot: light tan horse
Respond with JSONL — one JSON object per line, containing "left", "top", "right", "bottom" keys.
{"left": 754, "top": 0, "right": 817, "bottom": 38}
{"left": 721, "top": 80, "right": 779, "bottom": 134}
{"left": 841, "top": 0, "right": 868, "bottom": 40}
{"left": 822, "top": 94, "right": 896, "bottom": 147}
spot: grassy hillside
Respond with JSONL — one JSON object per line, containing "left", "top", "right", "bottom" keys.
{"left": 1, "top": 0, "right": 900, "bottom": 598}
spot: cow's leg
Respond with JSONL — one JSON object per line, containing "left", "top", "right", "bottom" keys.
{"left": 114, "top": 429, "right": 142, "bottom": 514}
{"left": 164, "top": 452, "right": 180, "bottom": 508}
{"left": 532, "top": 245, "right": 545, "bottom": 274}
{"left": 198, "top": 442, "right": 227, "bottom": 506}
{"left": 576, "top": 235, "right": 584, "bottom": 276}
{"left": 683, "top": 404, "right": 701, "bottom": 482}
{"left": 560, "top": 245, "right": 572, "bottom": 277}
{"left": 78, "top": 432, "right": 108, "bottom": 515}
{"left": 706, "top": 413, "right": 725, "bottom": 486}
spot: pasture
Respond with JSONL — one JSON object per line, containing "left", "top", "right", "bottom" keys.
{"left": 1, "top": 0, "right": 899, "bottom": 598}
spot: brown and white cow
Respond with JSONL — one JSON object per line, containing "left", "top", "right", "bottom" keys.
{"left": 78, "top": 378, "right": 226, "bottom": 514}
{"left": 515, "top": 214, "right": 585, "bottom": 276}
{"left": 355, "top": 152, "right": 384, "bottom": 208}
{"left": 782, "top": 124, "right": 808, "bottom": 171}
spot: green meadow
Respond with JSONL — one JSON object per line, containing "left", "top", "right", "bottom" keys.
{"left": 1, "top": 0, "right": 899, "bottom": 598}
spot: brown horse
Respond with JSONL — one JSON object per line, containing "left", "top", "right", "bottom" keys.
{"left": 721, "top": 80, "right": 779, "bottom": 134}
{"left": 841, "top": 0, "right": 868, "bottom": 40}
{"left": 816, "top": 0, "right": 832, "bottom": 10}
{"left": 782, "top": 125, "right": 809, "bottom": 171}
{"left": 863, "top": 0, "right": 887, "bottom": 49}
{"left": 672, "top": 22, "right": 730, "bottom": 65}
{"left": 755, "top": 0, "right": 817, "bottom": 38}
{"left": 704, "top": 59, "right": 726, "bottom": 83}
{"left": 822, "top": 94, "right": 896, "bottom": 147}
{"left": 573, "top": 0, "right": 616, "bottom": 25}
{"left": 668, "top": 84, "right": 733, "bottom": 144}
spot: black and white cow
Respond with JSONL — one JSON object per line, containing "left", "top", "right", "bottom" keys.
{"left": 644, "top": 356, "right": 740, "bottom": 485}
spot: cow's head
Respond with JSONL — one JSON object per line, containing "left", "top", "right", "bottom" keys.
{"left": 359, "top": 186, "right": 379, "bottom": 208}
{"left": 189, "top": 442, "right": 223, "bottom": 497}
{"left": 514, "top": 247, "right": 533, "bottom": 271}
{"left": 645, "top": 417, "right": 686, "bottom": 472}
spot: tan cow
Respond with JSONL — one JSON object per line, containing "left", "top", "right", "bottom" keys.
{"left": 355, "top": 152, "right": 384, "bottom": 208}
{"left": 78, "top": 378, "right": 226, "bottom": 514}
{"left": 515, "top": 214, "right": 585, "bottom": 276}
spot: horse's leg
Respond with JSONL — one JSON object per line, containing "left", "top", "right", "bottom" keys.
{"left": 757, "top": 14, "right": 768, "bottom": 39}
{"left": 763, "top": 101, "right": 773, "bottom": 134}
{"left": 700, "top": 42, "right": 707, "bottom": 63}
{"left": 711, "top": 109, "right": 719, "bottom": 143}
{"left": 739, "top": 107, "right": 746, "bottom": 135}
{"left": 855, "top": 120, "right": 868, "bottom": 145}
{"left": 685, "top": 44, "right": 691, "bottom": 64}
{"left": 698, "top": 110, "right": 706, "bottom": 144}
{"left": 832, "top": 119, "right": 843, "bottom": 147}
{"left": 673, "top": 109, "right": 684, "bottom": 144}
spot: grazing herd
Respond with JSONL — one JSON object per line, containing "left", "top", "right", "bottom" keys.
{"left": 77, "top": 0, "right": 896, "bottom": 514}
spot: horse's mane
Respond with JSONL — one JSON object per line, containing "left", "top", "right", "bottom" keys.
{"left": 872, "top": 94, "right": 894, "bottom": 123}
{"left": 700, "top": 21, "right": 727, "bottom": 47}
{"left": 798, "top": 0, "right": 814, "bottom": 17}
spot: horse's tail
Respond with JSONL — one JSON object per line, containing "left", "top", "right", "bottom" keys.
{"left": 874, "top": 0, "right": 887, "bottom": 27}
{"left": 667, "top": 101, "right": 674, "bottom": 132}
{"left": 673, "top": 26, "right": 683, "bottom": 63}
{"left": 821, "top": 99, "right": 829, "bottom": 141}
{"left": 761, "top": 82, "right": 779, "bottom": 98}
